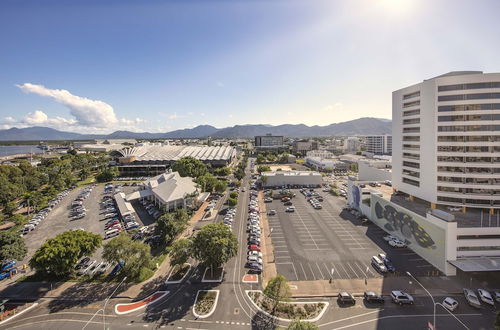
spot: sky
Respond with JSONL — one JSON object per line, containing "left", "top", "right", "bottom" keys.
{"left": 1, "top": 0, "right": 500, "bottom": 134}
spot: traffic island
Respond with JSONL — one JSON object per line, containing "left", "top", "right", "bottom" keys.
{"left": 165, "top": 263, "right": 191, "bottom": 284}
{"left": 246, "top": 290, "right": 328, "bottom": 322}
{"left": 114, "top": 291, "right": 169, "bottom": 315}
{"left": 242, "top": 273, "right": 259, "bottom": 283}
{"left": 193, "top": 290, "right": 219, "bottom": 319}
{"left": 202, "top": 267, "right": 224, "bottom": 283}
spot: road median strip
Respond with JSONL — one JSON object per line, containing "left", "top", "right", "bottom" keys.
{"left": 114, "top": 291, "right": 169, "bottom": 315}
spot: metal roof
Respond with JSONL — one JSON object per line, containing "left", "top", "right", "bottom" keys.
{"left": 449, "top": 257, "right": 500, "bottom": 272}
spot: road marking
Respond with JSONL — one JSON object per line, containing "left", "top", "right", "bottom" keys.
{"left": 291, "top": 262, "right": 299, "bottom": 281}
{"left": 276, "top": 262, "right": 294, "bottom": 265}
{"left": 346, "top": 262, "right": 359, "bottom": 278}
{"left": 315, "top": 262, "right": 326, "bottom": 280}
{"left": 299, "top": 262, "right": 308, "bottom": 280}
{"left": 307, "top": 262, "right": 316, "bottom": 279}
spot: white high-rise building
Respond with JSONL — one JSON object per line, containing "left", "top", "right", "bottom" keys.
{"left": 365, "top": 134, "right": 392, "bottom": 155}
{"left": 344, "top": 137, "right": 360, "bottom": 153}
{"left": 392, "top": 71, "right": 500, "bottom": 211}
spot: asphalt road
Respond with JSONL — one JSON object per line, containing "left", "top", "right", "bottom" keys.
{"left": 1, "top": 161, "right": 497, "bottom": 330}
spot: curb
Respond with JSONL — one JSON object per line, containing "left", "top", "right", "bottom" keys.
{"left": 114, "top": 291, "right": 169, "bottom": 315}
{"left": 192, "top": 290, "right": 220, "bottom": 319}
{"left": 201, "top": 267, "right": 224, "bottom": 283}
{"left": 0, "top": 302, "right": 39, "bottom": 325}
{"left": 246, "top": 290, "right": 329, "bottom": 323}
{"left": 290, "top": 292, "right": 464, "bottom": 299}
{"left": 165, "top": 263, "right": 191, "bottom": 285}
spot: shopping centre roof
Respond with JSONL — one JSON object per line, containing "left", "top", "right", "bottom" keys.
{"left": 117, "top": 144, "right": 236, "bottom": 162}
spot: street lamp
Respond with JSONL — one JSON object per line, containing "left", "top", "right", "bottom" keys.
{"left": 82, "top": 276, "right": 128, "bottom": 330}
{"left": 406, "top": 271, "right": 436, "bottom": 329}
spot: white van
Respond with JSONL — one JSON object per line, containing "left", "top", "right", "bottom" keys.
{"left": 371, "top": 256, "right": 387, "bottom": 273}
{"left": 104, "top": 229, "right": 120, "bottom": 239}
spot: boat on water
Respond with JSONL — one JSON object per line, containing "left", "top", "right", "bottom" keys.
{"left": 37, "top": 141, "right": 50, "bottom": 151}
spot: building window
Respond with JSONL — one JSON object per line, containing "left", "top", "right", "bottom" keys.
{"left": 438, "top": 103, "right": 500, "bottom": 112}
{"left": 437, "top": 166, "right": 464, "bottom": 173}
{"left": 402, "top": 177, "right": 420, "bottom": 187}
{"left": 437, "top": 176, "right": 463, "bottom": 183}
{"left": 437, "top": 196, "right": 463, "bottom": 203}
{"left": 437, "top": 156, "right": 464, "bottom": 162}
{"left": 403, "top": 161, "right": 420, "bottom": 169}
{"left": 403, "top": 144, "right": 420, "bottom": 150}
{"left": 403, "top": 100, "right": 420, "bottom": 108}
{"left": 403, "top": 127, "right": 420, "bottom": 133}
{"left": 403, "top": 91, "right": 420, "bottom": 100}
{"left": 403, "top": 109, "right": 420, "bottom": 116}
{"left": 438, "top": 93, "right": 500, "bottom": 102}
{"left": 438, "top": 82, "right": 500, "bottom": 91}
{"left": 403, "top": 152, "right": 420, "bottom": 160}
{"left": 403, "top": 118, "right": 420, "bottom": 125}
{"left": 402, "top": 169, "right": 420, "bottom": 178}
{"left": 403, "top": 136, "right": 420, "bottom": 142}
{"left": 438, "top": 146, "right": 464, "bottom": 152}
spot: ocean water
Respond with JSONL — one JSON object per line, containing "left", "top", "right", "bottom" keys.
{"left": 0, "top": 145, "right": 44, "bottom": 157}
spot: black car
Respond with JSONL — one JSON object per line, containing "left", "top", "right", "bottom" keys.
{"left": 247, "top": 239, "right": 260, "bottom": 246}
{"left": 284, "top": 201, "right": 293, "bottom": 206}
{"left": 364, "top": 291, "right": 384, "bottom": 303}
{"left": 338, "top": 292, "right": 356, "bottom": 305}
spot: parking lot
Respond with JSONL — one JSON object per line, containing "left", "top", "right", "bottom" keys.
{"left": 266, "top": 188, "right": 440, "bottom": 281}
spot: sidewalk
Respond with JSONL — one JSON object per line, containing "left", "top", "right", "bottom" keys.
{"left": 258, "top": 191, "right": 277, "bottom": 287}
{"left": 289, "top": 276, "right": 464, "bottom": 298}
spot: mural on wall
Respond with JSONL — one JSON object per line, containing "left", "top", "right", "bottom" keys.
{"left": 352, "top": 185, "right": 361, "bottom": 209}
{"left": 370, "top": 194, "right": 446, "bottom": 272}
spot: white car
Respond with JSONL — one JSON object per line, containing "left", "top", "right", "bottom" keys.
{"left": 247, "top": 251, "right": 263, "bottom": 258}
{"left": 383, "top": 235, "right": 400, "bottom": 242}
{"left": 388, "top": 239, "right": 406, "bottom": 248}
{"left": 442, "top": 297, "right": 458, "bottom": 312}
{"left": 247, "top": 255, "right": 263, "bottom": 264}
{"left": 478, "top": 289, "right": 495, "bottom": 306}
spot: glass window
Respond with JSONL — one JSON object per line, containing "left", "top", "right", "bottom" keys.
{"left": 403, "top": 91, "right": 420, "bottom": 100}
{"left": 403, "top": 100, "right": 420, "bottom": 108}
{"left": 403, "top": 161, "right": 420, "bottom": 169}
{"left": 403, "top": 118, "right": 420, "bottom": 125}
{"left": 403, "top": 127, "right": 420, "bottom": 133}
{"left": 402, "top": 177, "right": 420, "bottom": 187}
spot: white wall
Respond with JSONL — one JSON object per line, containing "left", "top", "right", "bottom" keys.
{"left": 358, "top": 161, "right": 392, "bottom": 181}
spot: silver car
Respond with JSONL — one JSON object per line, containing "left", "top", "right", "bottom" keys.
{"left": 463, "top": 288, "right": 481, "bottom": 308}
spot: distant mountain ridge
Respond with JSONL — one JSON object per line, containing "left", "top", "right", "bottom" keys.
{"left": 0, "top": 117, "right": 391, "bottom": 141}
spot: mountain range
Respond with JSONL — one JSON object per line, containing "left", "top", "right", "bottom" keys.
{"left": 0, "top": 117, "right": 391, "bottom": 141}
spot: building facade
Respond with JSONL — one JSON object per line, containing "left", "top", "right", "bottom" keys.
{"left": 344, "top": 137, "right": 360, "bottom": 153}
{"left": 254, "top": 134, "right": 284, "bottom": 150}
{"left": 393, "top": 71, "right": 500, "bottom": 212}
{"left": 292, "top": 140, "right": 319, "bottom": 154}
{"left": 365, "top": 135, "right": 392, "bottom": 155}
{"left": 261, "top": 170, "right": 322, "bottom": 188}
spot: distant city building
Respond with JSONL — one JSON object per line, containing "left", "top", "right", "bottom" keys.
{"left": 344, "top": 137, "right": 360, "bottom": 153}
{"left": 292, "top": 140, "right": 318, "bottom": 154}
{"left": 116, "top": 143, "right": 237, "bottom": 177}
{"left": 261, "top": 170, "right": 322, "bottom": 188}
{"left": 254, "top": 134, "right": 287, "bottom": 152}
{"left": 305, "top": 156, "right": 349, "bottom": 173}
{"left": 357, "top": 159, "right": 392, "bottom": 181}
{"left": 365, "top": 135, "right": 392, "bottom": 155}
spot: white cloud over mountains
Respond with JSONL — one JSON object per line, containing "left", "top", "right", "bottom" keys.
{"left": 17, "top": 83, "right": 118, "bottom": 127}
{"left": 4, "top": 83, "right": 149, "bottom": 133}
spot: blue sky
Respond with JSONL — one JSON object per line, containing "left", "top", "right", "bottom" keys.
{"left": 1, "top": 0, "right": 500, "bottom": 133}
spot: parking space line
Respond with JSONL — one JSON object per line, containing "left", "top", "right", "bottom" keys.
{"left": 323, "top": 263, "right": 336, "bottom": 279}
{"left": 346, "top": 262, "right": 359, "bottom": 278}
{"left": 299, "top": 262, "right": 308, "bottom": 280}
{"left": 307, "top": 263, "right": 317, "bottom": 280}
{"left": 354, "top": 262, "right": 368, "bottom": 278}
{"left": 291, "top": 262, "right": 299, "bottom": 281}
{"left": 275, "top": 262, "right": 293, "bottom": 265}
{"left": 315, "top": 262, "right": 326, "bottom": 280}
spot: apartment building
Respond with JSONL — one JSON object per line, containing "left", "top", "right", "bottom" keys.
{"left": 254, "top": 134, "right": 287, "bottom": 152}
{"left": 365, "top": 135, "right": 392, "bottom": 155}
{"left": 292, "top": 139, "right": 319, "bottom": 154}
{"left": 392, "top": 71, "right": 500, "bottom": 212}
{"left": 344, "top": 137, "right": 360, "bottom": 153}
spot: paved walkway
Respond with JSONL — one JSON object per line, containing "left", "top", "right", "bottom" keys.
{"left": 289, "top": 276, "right": 464, "bottom": 298}
{"left": 258, "top": 191, "right": 277, "bottom": 287}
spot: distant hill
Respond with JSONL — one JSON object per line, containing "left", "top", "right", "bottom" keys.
{"left": 0, "top": 117, "right": 391, "bottom": 141}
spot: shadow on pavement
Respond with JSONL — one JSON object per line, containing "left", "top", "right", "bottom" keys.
{"left": 251, "top": 310, "right": 278, "bottom": 330}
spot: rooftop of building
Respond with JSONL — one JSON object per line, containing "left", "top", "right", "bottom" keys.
{"left": 353, "top": 179, "right": 499, "bottom": 228}
{"left": 425, "top": 71, "right": 483, "bottom": 81}
{"left": 117, "top": 144, "right": 236, "bottom": 161}
{"left": 143, "top": 171, "right": 198, "bottom": 204}
{"left": 263, "top": 170, "right": 322, "bottom": 177}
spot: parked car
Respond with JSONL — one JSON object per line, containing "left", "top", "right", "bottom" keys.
{"left": 371, "top": 256, "right": 387, "bottom": 273}
{"left": 388, "top": 239, "right": 407, "bottom": 248}
{"left": 248, "top": 244, "right": 261, "bottom": 252}
{"left": 390, "top": 291, "right": 414, "bottom": 305}
{"left": 1, "top": 261, "right": 16, "bottom": 272}
{"left": 247, "top": 251, "right": 263, "bottom": 258}
{"left": 285, "top": 207, "right": 295, "bottom": 213}
{"left": 247, "top": 255, "right": 263, "bottom": 264}
{"left": 463, "top": 288, "right": 481, "bottom": 308}
{"left": 364, "top": 291, "right": 384, "bottom": 303}
{"left": 378, "top": 253, "right": 396, "bottom": 272}
{"left": 337, "top": 292, "right": 356, "bottom": 305}
{"left": 494, "top": 291, "right": 500, "bottom": 303}
{"left": 477, "top": 289, "right": 495, "bottom": 306}
{"left": 442, "top": 297, "right": 458, "bottom": 312}
{"left": 267, "top": 210, "right": 276, "bottom": 216}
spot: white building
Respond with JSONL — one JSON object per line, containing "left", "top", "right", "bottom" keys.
{"left": 358, "top": 159, "right": 392, "bottom": 181}
{"left": 344, "top": 137, "right": 360, "bottom": 153}
{"left": 127, "top": 172, "right": 198, "bottom": 211}
{"left": 393, "top": 71, "right": 500, "bottom": 212}
{"left": 365, "top": 135, "right": 392, "bottom": 155}
{"left": 305, "top": 156, "right": 349, "bottom": 172}
{"left": 261, "top": 170, "right": 322, "bottom": 188}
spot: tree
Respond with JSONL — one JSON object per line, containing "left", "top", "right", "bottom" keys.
{"left": 229, "top": 192, "right": 238, "bottom": 199}
{"left": 79, "top": 168, "right": 91, "bottom": 181}
{"left": 169, "top": 238, "right": 192, "bottom": 267}
{"left": 0, "top": 231, "right": 27, "bottom": 263}
{"left": 214, "top": 180, "right": 227, "bottom": 193}
{"left": 227, "top": 197, "right": 237, "bottom": 207}
{"left": 172, "top": 157, "right": 208, "bottom": 179}
{"left": 213, "top": 167, "right": 230, "bottom": 176}
{"left": 102, "top": 234, "right": 152, "bottom": 280}
{"left": 195, "top": 174, "right": 219, "bottom": 192}
{"left": 3, "top": 201, "right": 17, "bottom": 216}
{"left": 256, "top": 154, "right": 265, "bottom": 164}
{"left": 287, "top": 320, "right": 319, "bottom": 330}
{"left": 155, "top": 209, "right": 190, "bottom": 244}
{"left": 96, "top": 166, "right": 119, "bottom": 182}
{"left": 257, "top": 165, "right": 271, "bottom": 174}
{"left": 350, "top": 163, "right": 358, "bottom": 173}
{"left": 191, "top": 223, "right": 238, "bottom": 272}
{"left": 30, "top": 230, "right": 102, "bottom": 276}
{"left": 263, "top": 274, "right": 291, "bottom": 312}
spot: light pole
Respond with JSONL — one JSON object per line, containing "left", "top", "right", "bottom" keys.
{"left": 82, "top": 276, "right": 127, "bottom": 330}
{"left": 406, "top": 271, "right": 436, "bottom": 329}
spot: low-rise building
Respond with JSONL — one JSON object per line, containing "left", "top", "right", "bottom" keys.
{"left": 305, "top": 156, "right": 349, "bottom": 173}
{"left": 358, "top": 159, "right": 392, "bottom": 181}
{"left": 254, "top": 134, "right": 287, "bottom": 152}
{"left": 261, "top": 170, "right": 322, "bottom": 188}
{"left": 344, "top": 137, "right": 360, "bottom": 153}
{"left": 292, "top": 140, "right": 318, "bottom": 154}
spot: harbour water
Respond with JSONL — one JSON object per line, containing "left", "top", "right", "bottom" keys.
{"left": 0, "top": 145, "right": 44, "bottom": 157}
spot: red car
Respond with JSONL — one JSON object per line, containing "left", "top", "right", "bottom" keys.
{"left": 248, "top": 244, "right": 261, "bottom": 252}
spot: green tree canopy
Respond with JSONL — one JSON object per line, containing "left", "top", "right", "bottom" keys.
{"left": 172, "top": 157, "right": 208, "bottom": 178}
{"left": 195, "top": 174, "right": 220, "bottom": 192}
{"left": 263, "top": 274, "right": 291, "bottom": 312}
{"left": 257, "top": 165, "right": 271, "bottom": 174}
{"left": 168, "top": 238, "right": 192, "bottom": 267}
{"left": 29, "top": 230, "right": 102, "bottom": 276}
{"left": 227, "top": 197, "right": 237, "bottom": 207}
{"left": 102, "top": 234, "right": 152, "bottom": 280}
{"left": 155, "top": 209, "right": 190, "bottom": 244}
{"left": 0, "top": 231, "right": 27, "bottom": 263}
{"left": 214, "top": 180, "right": 227, "bottom": 193}
{"left": 96, "top": 166, "right": 119, "bottom": 182}
{"left": 191, "top": 223, "right": 238, "bottom": 270}
{"left": 229, "top": 192, "right": 238, "bottom": 199}
{"left": 287, "top": 320, "right": 319, "bottom": 330}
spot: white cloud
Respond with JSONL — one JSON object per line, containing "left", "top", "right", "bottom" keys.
{"left": 16, "top": 83, "right": 118, "bottom": 127}
{"left": 168, "top": 113, "right": 182, "bottom": 120}
{"left": 21, "top": 110, "right": 48, "bottom": 125}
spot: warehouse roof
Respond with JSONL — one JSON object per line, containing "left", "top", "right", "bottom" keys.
{"left": 117, "top": 144, "right": 236, "bottom": 162}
